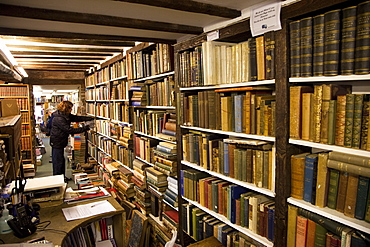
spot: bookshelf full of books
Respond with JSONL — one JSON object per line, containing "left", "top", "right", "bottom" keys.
{"left": 285, "top": 1, "right": 370, "bottom": 246}
{"left": 175, "top": 27, "right": 279, "bottom": 246}
{"left": 124, "top": 42, "right": 182, "bottom": 244}
{"left": 85, "top": 53, "right": 135, "bottom": 198}
{"left": 173, "top": 0, "right": 370, "bottom": 246}
{"left": 0, "top": 84, "right": 35, "bottom": 177}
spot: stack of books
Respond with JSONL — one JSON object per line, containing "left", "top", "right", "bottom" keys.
{"left": 64, "top": 186, "right": 110, "bottom": 204}
{"left": 146, "top": 167, "right": 168, "bottom": 193}
{"left": 130, "top": 84, "right": 147, "bottom": 106}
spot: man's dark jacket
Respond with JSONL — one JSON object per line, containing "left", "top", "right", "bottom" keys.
{"left": 50, "top": 110, "right": 93, "bottom": 149}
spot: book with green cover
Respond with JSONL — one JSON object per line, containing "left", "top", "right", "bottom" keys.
{"left": 327, "top": 169, "right": 340, "bottom": 209}
{"left": 344, "top": 94, "right": 355, "bottom": 147}
{"left": 352, "top": 94, "right": 364, "bottom": 148}
{"left": 355, "top": 176, "right": 370, "bottom": 220}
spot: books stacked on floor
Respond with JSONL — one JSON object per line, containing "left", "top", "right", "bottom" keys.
{"left": 146, "top": 166, "right": 168, "bottom": 193}
{"left": 64, "top": 186, "right": 110, "bottom": 204}
{"left": 163, "top": 176, "right": 178, "bottom": 209}
{"left": 72, "top": 131, "right": 87, "bottom": 164}
{"left": 130, "top": 84, "right": 147, "bottom": 106}
{"left": 112, "top": 165, "right": 135, "bottom": 199}
{"left": 131, "top": 158, "right": 150, "bottom": 214}
{"left": 162, "top": 210, "right": 179, "bottom": 232}
{"left": 153, "top": 148, "right": 177, "bottom": 177}
{"left": 134, "top": 185, "right": 151, "bottom": 215}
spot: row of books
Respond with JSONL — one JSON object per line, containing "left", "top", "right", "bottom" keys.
{"left": 291, "top": 151, "right": 370, "bottom": 222}
{"left": 16, "top": 98, "right": 29, "bottom": 110}
{"left": 127, "top": 43, "right": 173, "bottom": 80}
{"left": 21, "top": 111, "right": 29, "bottom": 124}
{"left": 0, "top": 86, "right": 28, "bottom": 97}
{"left": 110, "top": 58, "right": 127, "bottom": 80}
{"left": 96, "top": 103, "right": 110, "bottom": 118}
{"left": 290, "top": 1, "right": 370, "bottom": 77}
{"left": 88, "top": 85, "right": 111, "bottom": 101}
{"left": 111, "top": 80, "right": 128, "bottom": 100}
{"left": 130, "top": 84, "right": 146, "bottom": 106}
{"left": 85, "top": 58, "right": 127, "bottom": 87}
{"left": 110, "top": 102, "right": 130, "bottom": 123}
{"left": 182, "top": 134, "right": 274, "bottom": 190}
{"left": 145, "top": 77, "right": 176, "bottom": 107}
{"left": 179, "top": 86, "right": 275, "bottom": 135}
{"left": 178, "top": 31, "right": 275, "bottom": 88}
{"left": 20, "top": 136, "right": 31, "bottom": 150}
{"left": 181, "top": 169, "right": 274, "bottom": 238}
{"left": 133, "top": 109, "right": 177, "bottom": 139}
{"left": 288, "top": 205, "right": 369, "bottom": 247}
{"left": 290, "top": 84, "right": 370, "bottom": 150}
{"left": 64, "top": 216, "right": 117, "bottom": 247}
{"left": 182, "top": 202, "right": 270, "bottom": 246}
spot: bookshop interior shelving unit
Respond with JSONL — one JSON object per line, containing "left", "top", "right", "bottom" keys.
{"left": 173, "top": 0, "right": 370, "bottom": 246}
{"left": 85, "top": 52, "right": 134, "bottom": 178}
{"left": 0, "top": 84, "right": 35, "bottom": 178}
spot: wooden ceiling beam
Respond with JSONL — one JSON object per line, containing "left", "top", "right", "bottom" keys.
{"left": 0, "top": 36, "right": 136, "bottom": 47}
{"left": 0, "top": 27, "right": 176, "bottom": 44}
{"left": 113, "top": 0, "right": 241, "bottom": 19}
{"left": 0, "top": 3, "right": 203, "bottom": 34}
{"left": 24, "top": 65, "right": 91, "bottom": 70}
{"left": 11, "top": 51, "right": 116, "bottom": 57}
{"left": 7, "top": 45, "right": 123, "bottom": 53}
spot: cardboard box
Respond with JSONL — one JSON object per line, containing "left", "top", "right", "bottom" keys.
{"left": 0, "top": 99, "right": 20, "bottom": 117}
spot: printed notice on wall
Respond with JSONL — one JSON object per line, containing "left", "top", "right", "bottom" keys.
{"left": 250, "top": 1, "right": 282, "bottom": 37}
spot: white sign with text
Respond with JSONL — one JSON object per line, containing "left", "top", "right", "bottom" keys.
{"left": 250, "top": 1, "right": 282, "bottom": 36}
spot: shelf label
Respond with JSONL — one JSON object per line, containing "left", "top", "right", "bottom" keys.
{"left": 250, "top": 1, "right": 282, "bottom": 37}
{"left": 207, "top": 30, "right": 219, "bottom": 41}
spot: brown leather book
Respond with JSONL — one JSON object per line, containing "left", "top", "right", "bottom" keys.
{"left": 344, "top": 173, "right": 359, "bottom": 217}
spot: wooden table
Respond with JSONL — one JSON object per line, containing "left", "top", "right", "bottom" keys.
{"left": 1, "top": 197, "right": 126, "bottom": 246}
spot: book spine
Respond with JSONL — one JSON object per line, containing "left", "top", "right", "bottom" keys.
{"left": 361, "top": 97, "right": 370, "bottom": 150}
{"left": 344, "top": 94, "right": 355, "bottom": 147}
{"left": 327, "top": 100, "right": 337, "bottom": 145}
{"left": 323, "top": 9, "right": 341, "bottom": 76}
{"left": 341, "top": 6, "right": 357, "bottom": 75}
{"left": 355, "top": 176, "right": 370, "bottom": 220}
{"left": 313, "top": 14, "right": 325, "bottom": 76}
{"left": 264, "top": 31, "right": 275, "bottom": 80}
{"left": 352, "top": 94, "right": 364, "bottom": 148}
{"left": 327, "top": 169, "right": 340, "bottom": 209}
{"left": 355, "top": 1, "right": 370, "bottom": 74}
{"left": 300, "top": 17, "right": 313, "bottom": 77}
{"left": 335, "top": 95, "right": 347, "bottom": 146}
{"left": 343, "top": 173, "right": 359, "bottom": 217}
{"left": 248, "top": 38, "right": 258, "bottom": 81}
{"left": 290, "top": 20, "right": 301, "bottom": 77}
{"left": 303, "top": 154, "right": 318, "bottom": 204}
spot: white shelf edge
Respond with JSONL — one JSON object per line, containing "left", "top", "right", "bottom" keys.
{"left": 111, "top": 158, "right": 134, "bottom": 173}
{"left": 85, "top": 85, "right": 95, "bottom": 89}
{"left": 96, "top": 81, "right": 110, "bottom": 86}
{"left": 135, "top": 156, "right": 154, "bottom": 167}
{"left": 134, "top": 131, "right": 177, "bottom": 144}
{"left": 110, "top": 119, "right": 132, "bottom": 126}
{"left": 182, "top": 197, "right": 274, "bottom": 247}
{"left": 110, "top": 75, "right": 128, "bottom": 81}
{"left": 111, "top": 99, "right": 129, "bottom": 102}
{"left": 179, "top": 80, "right": 275, "bottom": 91}
{"left": 133, "top": 106, "right": 176, "bottom": 110}
{"left": 96, "top": 131, "right": 115, "bottom": 141}
{"left": 180, "top": 126, "right": 275, "bottom": 142}
{"left": 289, "top": 74, "right": 370, "bottom": 82}
{"left": 182, "top": 160, "right": 275, "bottom": 198}
{"left": 96, "top": 116, "right": 110, "bottom": 120}
{"left": 289, "top": 139, "right": 370, "bottom": 157}
{"left": 163, "top": 199, "right": 179, "bottom": 211}
{"left": 133, "top": 71, "right": 175, "bottom": 82}
{"left": 288, "top": 197, "right": 370, "bottom": 234}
